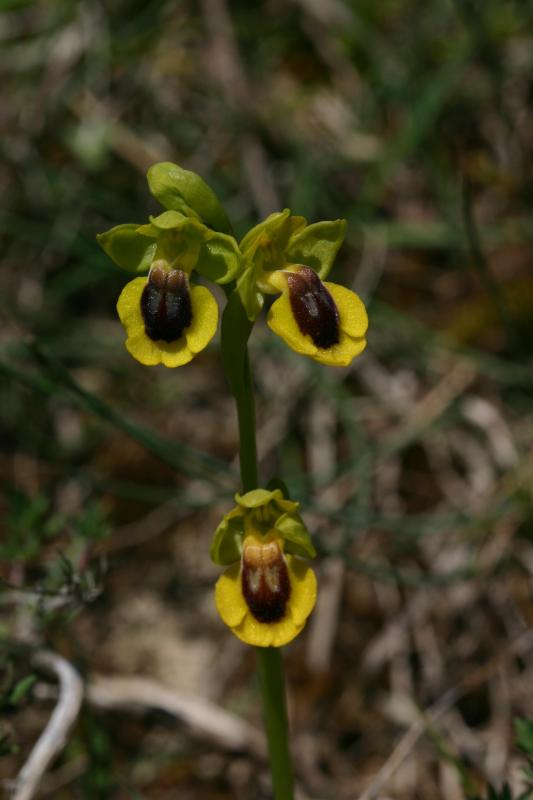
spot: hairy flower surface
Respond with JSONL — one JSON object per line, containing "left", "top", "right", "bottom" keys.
{"left": 267, "top": 266, "right": 368, "bottom": 367}
{"left": 215, "top": 532, "right": 316, "bottom": 647}
{"left": 117, "top": 262, "right": 218, "bottom": 367}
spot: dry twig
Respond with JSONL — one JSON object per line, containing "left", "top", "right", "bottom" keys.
{"left": 11, "top": 651, "right": 83, "bottom": 800}
{"left": 86, "top": 674, "right": 266, "bottom": 758}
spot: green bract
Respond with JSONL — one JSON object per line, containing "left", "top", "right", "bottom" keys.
{"left": 210, "top": 488, "right": 316, "bottom": 566}
{"left": 236, "top": 210, "right": 346, "bottom": 321}
{"left": 147, "top": 162, "right": 232, "bottom": 234}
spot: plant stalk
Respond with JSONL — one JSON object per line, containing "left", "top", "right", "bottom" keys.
{"left": 223, "top": 317, "right": 295, "bottom": 800}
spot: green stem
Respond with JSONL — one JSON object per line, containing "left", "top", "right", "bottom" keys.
{"left": 221, "top": 302, "right": 294, "bottom": 800}
{"left": 256, "top": 647, "right": 295, "bottom": 800}
{"left": 235, "top": 350, "right": 259, "bottom": 493}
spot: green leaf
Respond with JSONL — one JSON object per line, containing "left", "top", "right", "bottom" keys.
{"left": 286, "top": 219, "right": 346, "bottom": 279}
{"left": 196, "top": 230, "right": 243, "bottom": 284}
{"left": 24, "top": 343, "right": 234, "bottom": 486}
{"left": 9, "top": 675, "right": 36, "bottom": 705}
{"left": 220, "top": 290, "right": 253, "bottom": 397}
{"left": 515, "top": 718, "right": 533, "bottom": 755}
{"left": 96, "top": 224, "right": 157, "bottom": 272}
{"left": 147, "top": 162, "right": 232, "bottom": 234}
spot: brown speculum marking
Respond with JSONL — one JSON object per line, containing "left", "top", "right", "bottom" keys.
{"left": 287, "top": 267, "right": 340, "bottom": 349}
{"left": 140, "top": 266, "right": 193, "bottom": 343}
{"left": 241, "top": 538, "right": 291, "bottom": 623}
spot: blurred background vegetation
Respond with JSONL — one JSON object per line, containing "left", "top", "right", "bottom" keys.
{"left": 1, "top": 0, "right": 533, "bottom": 797}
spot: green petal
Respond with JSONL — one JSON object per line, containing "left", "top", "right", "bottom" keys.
{"left": 147, "top": 162, "right": 232, "bottom": 234}
{"left": 97, "top": 224, "right": 157, "bottom": 272}
{"left": 286, "top": 219, "right": 346, "bottom": 279}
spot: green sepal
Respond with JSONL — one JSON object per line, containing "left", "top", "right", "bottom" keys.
{"left": 147, "top": 162, "right": 232, "bottom": 234}
{"left": 235, "top": 488, "right": 283, "bottom": 509}
{"left": 96, "top": 224, "right": 157, "bottom": 272}
{"left": 197, "top": 230, "right": 243, "bottom": 284}
{"left": 276, "top": 512, "right": 316, "bottom": 559}
{"left": 265, "top": 479, "right": 316, "bottom": 559}
{"left": 148, "top": 210, "right": 188, "bottom": 229}
{"left": 285, "top": 219, "right": 346, "bottom": 279}
{"left": 286, "top": 219, "right": 346, "bottom": 279}
{"left": 210, "top": 511, "right": 245, "bottom": 566}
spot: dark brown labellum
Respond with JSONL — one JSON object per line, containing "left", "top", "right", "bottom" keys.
{"left": 241, "top": 538, "right": 291, "bottom": 623}
{"left": 287, "top": 267, "right": 340, "bottom": 349}
{"left": 140, "top": 267, "right": 193, "bottom": 343}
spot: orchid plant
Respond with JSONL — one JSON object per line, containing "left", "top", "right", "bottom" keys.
{"left": 97, "top": 161, "right": 368, "bottom": 800}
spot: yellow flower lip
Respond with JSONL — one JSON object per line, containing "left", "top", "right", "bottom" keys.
{"left": 116, "top": 271, "right": 218, "bottom": 367}
{"left": 215, "top": 532, "right": 317, "bottom": 648}
{"left": 267, "top": 266, "right": 368, "bottom": 367}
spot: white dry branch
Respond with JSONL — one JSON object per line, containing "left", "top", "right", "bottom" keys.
{"left": 86, "top": 675, "right": 266, "bottom": 758}
{"left": 11, "top": 651, "right": 83, "bottom": 800}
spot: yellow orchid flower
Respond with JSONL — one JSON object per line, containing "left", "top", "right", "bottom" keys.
{"left": 267, "top": 266, "right": 368, "bottom": 367}
{"left": 215, "top": 531, "right": 317, "bottom": 647}
{"left": 116, "top": 261, "right": 218, "bottom": 368}
{"left": 211, "top": 488, "right": 317, "bottom": 647}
